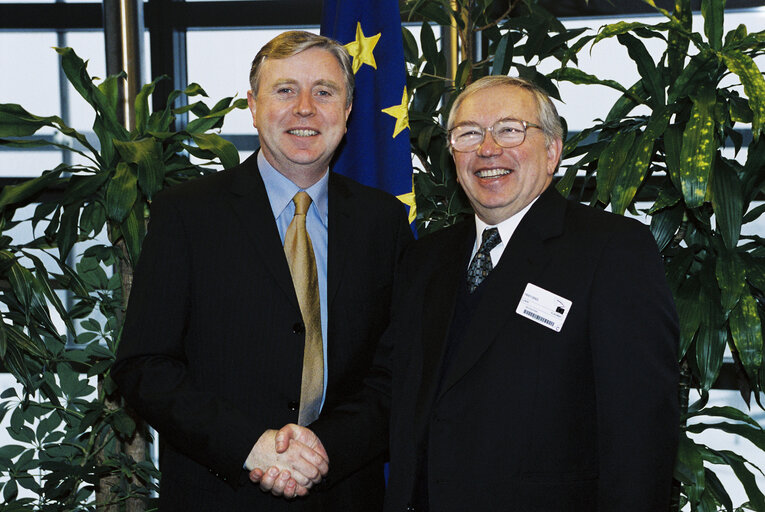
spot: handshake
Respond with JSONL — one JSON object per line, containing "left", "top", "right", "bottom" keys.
{"left": 245, "top": 424, "right": 328, "bottom": 499}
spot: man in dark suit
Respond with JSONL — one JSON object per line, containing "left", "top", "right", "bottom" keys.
{"left": 112, "top": 30, "right": 411, "bottom": 511}
{"left": 258, "top": 75, "right": 679, "bottom": 511}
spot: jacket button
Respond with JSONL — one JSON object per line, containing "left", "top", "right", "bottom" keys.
{"left": 293, "top": 322, "right": 305, "bottom": 334}
{"left": 288, "top": 401, "right": 299, "bottom": 411}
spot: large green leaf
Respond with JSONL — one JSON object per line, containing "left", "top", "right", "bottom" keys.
{"left": 675, "top": 276, "right": 702, "bottom": 359}
{"left": 0, "top": 104, "right": 63, "bottom": 137}
{"left": 0, "top": 168, "right": 64, "bottom": 212}
{"left": 687, "top": 421, "right": 765, "bottom": 451}
{"left": 722, "top": 50, "right": 765, "bottom": 140}
{"left": 104, "top": 163, "right": 138, "bottom": 223}
{"left": 191, "top": 133, "right": 240, "bottom": 170}
{"left": 419, "top": 21, "right": 439, "bottom": 69}
{"left": 715, "top": 249, "right": 746, "bottom": 312}
{"left": 594, "top": 21, "right": 651, "bottom": 44}
{"left": 3, "top": 324, "right": 48, "bottom": 361}
{"left": 746, "top": 256, "right": 765, "bottom": 294}
{"left": 716, "top": 450, "right": 765, "bottom": 511}
{"left": 729, "top": 292, "right": 763, "bottom": 381}
{"left": 685, "top": 405, "right": 762, "bottom": 427}
{"left": 548, "top": 67, "right": 627, "bottom": 94}
{"left": 134, "top": 76, "right": 166, "bottom": 135}
{"left": 62, "top": 172, "right": 110, "bottom": 206}
{"left": 667, "top": 0, "right": 691, "bottom": 81}
{"left": 121, "top": 200, "right": 145, "bottom": 266}
{"left": 701, "top": 0, "right": 725, "bottom": 51}
{"left": 663, "top": 124, "right": 683, "bottom": 191}
{"left": 401, "top": 26, "right": 419, "bottom": 65}
{"left": 55, "top": 47, "right": 128, "bottom": 141}
{"left": 616, "top": 32, "right": 664, "bottom": 109}
{"left": 492, "top": 33, "right": 514, "bottom": 76}
{"left": 98, "top": 74, "right": 121, "bottom": 121}
{"left": 611, "top": 107, "right": 671, "bottom": 214}
{"left": 57, "top": 201, "right": 80, "bottom": 261}
{"left": 595, "top": 128, "right": 637, "bottom": 205}
{"left": 605, "top": 81, "right": 648, "bottom": 123}
{"left": 696, "top": 266, "right": 727, "bottom": 390}
{"left": 695, "top": 322, "right": 726, "bottom": 391}
{"left": 648, "top": 183, "right": 682, "bottom": 214}
{"left": 703, "top": 467, "right": 733, "bottom": 512}
{"left": 25, "top": 251, "right": 75, "bottom": 335}
{"left": 114, "top": 138, "right": 164, "bottom": 199}
{"left": 3, "top": 253, "right": 33, "bottom": 322}
{"left": 650, "top": 203, "right": 683, "bottom": 252}
{"left": 667, "top": 51, "right": 717, "bottom": 105}
{"left": 710, "top": 157, "right": 743, "bottom": 250}
{"left": 678, "top": 83, "right": 717, "bottom": 208}
{"left": 675, "top": 434, "right": 705, "bottom": 504}
{"left": 0, "top": 322, "right": 6, "bottom": 359}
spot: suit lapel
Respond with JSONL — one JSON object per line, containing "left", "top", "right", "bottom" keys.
{"left": 327, "top": 173, "right": 351, "bottom": 311}
{"left": 414, "top": 222, "right": 474, "bottom": 429}
{"left": 227, "top": 154, "right": 299, "bottom": 311}
{"left": 437, "top": 187, "right": 569, "bottom": 399}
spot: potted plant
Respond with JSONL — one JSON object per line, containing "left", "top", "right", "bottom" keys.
{"left": 0, "top": 47, "right": 246, "bottom": 509}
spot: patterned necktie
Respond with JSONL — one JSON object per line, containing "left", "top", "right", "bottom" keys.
{"left": 466, "top": 227, "right": 501, "bottom": 293}
{"left": 283, "top": 191, "right": 324, "bottom": 425}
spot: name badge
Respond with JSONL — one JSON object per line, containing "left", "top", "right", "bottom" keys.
{"left": 516, "top": 283, "right": 572, "bottom": 332}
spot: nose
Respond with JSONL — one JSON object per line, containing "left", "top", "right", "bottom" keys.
{"left": 294, "top": 90, "right": 315, "bottom": 117}
{"left": 476, "top": 133, "right": 502, "bottom": 157}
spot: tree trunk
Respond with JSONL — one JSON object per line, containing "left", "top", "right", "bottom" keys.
{"left": 97, "top": 238, "right": 149, "bottom": 512}
{"left": 669, "top": 357, "right": 691, "bottom": 512}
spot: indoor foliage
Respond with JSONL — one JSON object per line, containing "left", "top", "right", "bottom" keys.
{"left": 555, "top": 1, "right": 765, "bottom": 510}
{"left": 0, "top": 47, "right": 245, "bottom": 510}
{"left": 403, "top": 0, "right": 765, "bottom": 510}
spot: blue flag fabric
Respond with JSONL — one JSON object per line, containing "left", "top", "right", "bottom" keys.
{"left": 321, "top": 0, "right": 413, "bottom": 202}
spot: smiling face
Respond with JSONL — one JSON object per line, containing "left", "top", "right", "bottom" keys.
{"left": 452, "top": 84, "right": 562, "bottom": 225}
{"left": 247, "top": 46, "right": 352, "bottom": 188}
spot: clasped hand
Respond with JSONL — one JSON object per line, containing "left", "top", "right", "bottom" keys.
{"left": 247, "top": 424, "right": 327, "bottom": 498}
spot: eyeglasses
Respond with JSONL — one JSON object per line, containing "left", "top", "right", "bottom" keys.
{"left": 448, "top": 118, "right": 543, "bottom": 153}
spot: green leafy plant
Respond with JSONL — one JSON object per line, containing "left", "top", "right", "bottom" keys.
{"left": 550, "top": 0, "right": 765, "bottom": 508}
{"left": 0, "top": 47, "right": 245, "bottom": 510}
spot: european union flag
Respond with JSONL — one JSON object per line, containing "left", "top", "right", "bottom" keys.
{"left": 321, "top": 0, "right": 415, "bottom": 222}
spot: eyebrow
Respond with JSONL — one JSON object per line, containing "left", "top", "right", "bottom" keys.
{"left": 314, "top": 79, "right": 342, "bottom": 92}
{"left": 451, "top": 117, "right": 523, "bottom": 128}
{"left": 269, "top": 78, "right": 342, "bottom": 92}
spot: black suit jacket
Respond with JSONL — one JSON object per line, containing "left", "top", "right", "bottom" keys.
{"left": 314, "top": 186, "right": 679, "bottom": 512}
{"left": 112, "top": 153, "right": 412, "bottom": 511}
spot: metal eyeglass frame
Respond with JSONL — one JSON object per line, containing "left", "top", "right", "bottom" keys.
{"left": 448, "top": 118, "right": 543, "bottom": 153}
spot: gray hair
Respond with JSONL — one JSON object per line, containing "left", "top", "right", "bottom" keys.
{"left": 447, "top": 76, "right": 563, "bottom": 147}
{"left": 249, "top": 30, "right": 355, "bottom": 108}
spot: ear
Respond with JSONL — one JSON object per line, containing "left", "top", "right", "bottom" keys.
{"left": 343, "top": 103, "right": 352, "bottom": 132}
{"left": 546, "top": 137, "right": 563, "bottom": 176}
{"left": 247, "top": 90, "right": 257, "bottom": 129}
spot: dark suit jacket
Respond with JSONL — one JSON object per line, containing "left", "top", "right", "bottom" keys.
{"left": 314, "top": 186, "right": 679, "bottom": 512}
{"left": 112, "top": 153, "right": 412, "bottom": 511}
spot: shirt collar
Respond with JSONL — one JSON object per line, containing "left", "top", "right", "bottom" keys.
{"left": 473, "top": 195, "right": 539, "bottom": 251}
{"left": 257, "top": 150, "right": 329, "bottom": 227}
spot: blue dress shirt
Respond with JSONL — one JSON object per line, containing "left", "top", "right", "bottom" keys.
{"left": 257, "top": 151, "right": 329, "bottom": 409}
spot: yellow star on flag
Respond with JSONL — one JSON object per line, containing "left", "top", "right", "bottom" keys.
{"left": 396, "top": 186, "right": 417, "bottom": 225}
{"left": 382, "top": 87, "right": 410, "bottom": 139}
{"left": 344, "top": 22, "right": 381, "bottom": 74}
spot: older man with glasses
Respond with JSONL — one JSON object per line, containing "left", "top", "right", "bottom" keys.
{"left": 257, "top": 75, "right": 680, "bottom": 512}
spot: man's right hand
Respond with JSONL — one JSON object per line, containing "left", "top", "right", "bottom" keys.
{"left": 246, "top": 425, "right": 329, "bottom": 498}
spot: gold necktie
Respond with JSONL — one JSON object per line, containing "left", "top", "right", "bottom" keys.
{"left": 284, "top": 191, "right": 324, "bottom": 425}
